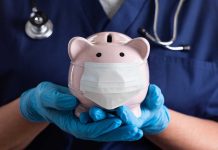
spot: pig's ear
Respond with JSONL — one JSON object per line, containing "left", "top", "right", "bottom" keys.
{"left": 68, "top": 37, "right": 92, "bottom": 60}
{"left": 125, "top": 38, "right": 150, "bottom": 60}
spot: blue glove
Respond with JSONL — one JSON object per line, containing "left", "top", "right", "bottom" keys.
{"left": 79, "top": 107, "right": 143, "bottom": 141}
{"left": 87, "top": 84, "right": 170, "bottom": 135}
{"left": 116, "top": 84, "right": 170, "bottom": 134}
{"left": 19, "top": 81, "right": 124, "bottom": 140}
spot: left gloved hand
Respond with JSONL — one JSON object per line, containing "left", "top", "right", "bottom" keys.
{"left": 19, "top": 82, "right": 125, "bottom": 141}
{"left": 87, "top": 84, "right": 170, "bottom": 135}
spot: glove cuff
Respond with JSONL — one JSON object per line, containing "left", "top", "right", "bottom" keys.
{"left": 143, "top": 106, "right": 170, "bottom": 135}
{"left": 19, "top": 89, "right": 45, "bottom": 122}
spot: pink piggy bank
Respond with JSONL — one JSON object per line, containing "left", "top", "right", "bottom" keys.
{"left": 68, "top": 32, "right": 150, "bottom": 118}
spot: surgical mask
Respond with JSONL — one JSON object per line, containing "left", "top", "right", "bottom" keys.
{"left": 78, "top": 62, "right": 148, "bottom": 110}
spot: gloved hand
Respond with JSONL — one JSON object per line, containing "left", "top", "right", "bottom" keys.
{"left": 87, "top": 84, "right": 170, "bottom": 135}
{"left": 19, "top": 81, "right": 125, "bottom": 141}
{"left": 116, "top": 84, "right": 170, "bottom": 134}
{"left": 79, "top": 107, "right": 143, "bottom": 141}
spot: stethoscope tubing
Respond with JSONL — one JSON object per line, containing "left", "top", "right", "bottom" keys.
{"left": 25, "top": 0, "right": 190, "bottom": 51}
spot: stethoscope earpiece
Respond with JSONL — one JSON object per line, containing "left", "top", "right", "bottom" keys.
{"left": 25, "top": 1, "right": 53, "bottom": 39}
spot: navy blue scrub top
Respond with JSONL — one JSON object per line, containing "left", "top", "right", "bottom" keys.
{"left": 1, "top": 0, "right": 218, "bottom": 149}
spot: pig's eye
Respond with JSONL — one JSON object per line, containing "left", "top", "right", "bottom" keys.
{"left": 96, "top": 52, "right": 102, "bottom": 57}
{"left": 119, "top": 52, "right": 125, "bottom": 57}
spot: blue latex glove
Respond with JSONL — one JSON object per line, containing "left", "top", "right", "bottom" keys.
{"left": 87, "top": 84, "right": 170, "bottom": 135}
{"left": 19, "top": 81, "right": 124, "bottom": 141}
{"left": 79, "top": 107, "right": 143, "bottom": 141}
{"left": 116, "top": 84, "right": 170, "bottom": 134}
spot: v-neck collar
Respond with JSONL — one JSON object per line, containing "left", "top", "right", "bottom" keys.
{"left": 81, "top": 0, "right": 147, "bottom": 33}
{"left": 81, "top": 0, "right": 110, "bottom": 33}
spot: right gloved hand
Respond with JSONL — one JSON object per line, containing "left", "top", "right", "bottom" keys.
{"left": 19, "top": 81, "right": 130, "bottom": 141}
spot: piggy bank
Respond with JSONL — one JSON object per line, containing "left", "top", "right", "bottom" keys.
{"left": 68, "top": 32, "right": 150, "bottom": 118}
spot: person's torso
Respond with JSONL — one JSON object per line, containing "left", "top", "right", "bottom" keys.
{"left": 0, "top": 0, "right": 218, "bottom": 149}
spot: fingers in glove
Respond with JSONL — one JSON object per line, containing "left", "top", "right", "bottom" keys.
{"left": 83, "top": 118, "right": 122, "bottom": 138}
{"left": 38, "top": 82, "right": 78, "bottom": 110}
{"left": 92, "top": 125, "right": 143, "bottom": 142}
{"left": 116, "top": 106, "right": 142, "bottom": 127}
{"left": 126, "top": 129, "right": 143, "bottom": 141}
{"left": 144, "top": 84, "right": 164, "bottom": 110}
{"left": 79, "top": 112, "right": 92, "bottom": 124}
{"left": 89, "top": 106, "right": 107, "bottom": 121}
{"left": 45, "top": 109, "right": 122, "bottom": 139}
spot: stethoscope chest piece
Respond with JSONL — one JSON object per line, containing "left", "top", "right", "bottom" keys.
{"left": 25, "top": 11, "right": 53, "bottom": 39}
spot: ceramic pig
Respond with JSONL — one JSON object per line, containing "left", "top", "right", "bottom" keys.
{"left": 68, "top": 32, "right": 150, "bottom": 118}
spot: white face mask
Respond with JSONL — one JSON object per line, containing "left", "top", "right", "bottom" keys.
{"left": 79, "top": 62, "right": 148, "bottom": 110}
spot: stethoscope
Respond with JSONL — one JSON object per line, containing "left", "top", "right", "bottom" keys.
{"left": 25, "top": 0, "right": 190, "bottom": 51}
{"left": 138, "top": 0, "right": 190, "bottom": 51}
{"left": 25, "top": 0, "right": 53, "bottom": 39}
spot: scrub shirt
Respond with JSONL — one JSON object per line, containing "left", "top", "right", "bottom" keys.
{"left": 0, "top": 0, "right": 218, "bottom": 149}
